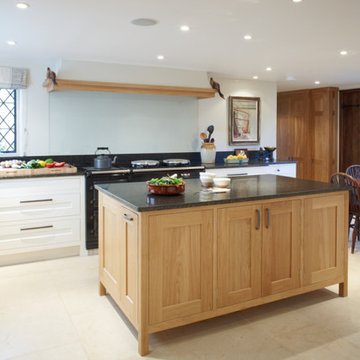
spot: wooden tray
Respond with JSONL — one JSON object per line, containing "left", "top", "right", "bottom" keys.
{"left": 0, "top": 165, "right": 77, "bottom": 178}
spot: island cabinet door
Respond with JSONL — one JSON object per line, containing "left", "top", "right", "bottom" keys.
{"left": 262, "top": 200, "right": 301, "bottom": 297}
{"left": 99, "top": 195, "right": 138, "bottom": 324}
{"left": 148, "top": 209, "right": 213, "bottom": 325}
{"left": 217, "top": 205, "right": 262, "bottom": 308}
{"left": 303, "top": 194, "right": 346, "bottom": 286}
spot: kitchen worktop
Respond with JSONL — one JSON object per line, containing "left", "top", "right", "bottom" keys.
{"left": 95, "top": 174, "right": 347, "bottom": 212}
{"left": 0, "top": 170, "right": 84, "bottom": 180}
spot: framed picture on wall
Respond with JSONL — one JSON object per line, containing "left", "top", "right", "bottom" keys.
{"left": 228, "top": 96, "right": 260, "bottom": 145}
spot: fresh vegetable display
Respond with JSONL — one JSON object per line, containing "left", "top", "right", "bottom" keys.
{"left": 147, "top": 175, "right": 183, "bottom": 185}
{"left": 0, "top": 158, "right": 67, "bottom": 169}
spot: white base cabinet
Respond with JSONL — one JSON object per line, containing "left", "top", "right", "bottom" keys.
{"left": 207, "top": 163, "right": 296, "bottom": 178}
{"left": 0, "top": 176, "right": 85, "bottom": 265}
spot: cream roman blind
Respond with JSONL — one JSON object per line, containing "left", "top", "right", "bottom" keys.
{"left": 0, "top": 67, "right": 28, "bottom": 89}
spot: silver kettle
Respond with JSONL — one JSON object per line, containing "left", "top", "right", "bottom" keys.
{"left": 94, "top": 147, "right": 113, "bottom": 169}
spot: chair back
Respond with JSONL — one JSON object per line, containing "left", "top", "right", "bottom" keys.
{"left": 330, "top": 172, "right": 360, "bottom": 215}
{"left": 346, "top": 165, "right": 360, "bottom": 180}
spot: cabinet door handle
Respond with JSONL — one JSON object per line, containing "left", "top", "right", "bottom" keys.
{"left": 20, "top": 225, "right": 54, "bottom": 231}
{"left": 122, "top": 214, "right": 133, "bottom": 221}
{"left": 266, "top": 208, "right": 271, "bottom": 229}
{"left": 20, "top": 198, "right": 53, "bottom": 204}
{"left": 255, "top": 209, "right": 260, "bottom": 230}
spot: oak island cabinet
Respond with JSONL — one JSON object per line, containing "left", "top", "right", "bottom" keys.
{"left": 96, "top": 175, "right": 348, "bottom": 356}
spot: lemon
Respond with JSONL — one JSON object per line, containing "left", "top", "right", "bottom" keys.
{"left": 39, "top": 160, "right": 46, "bottom": 167}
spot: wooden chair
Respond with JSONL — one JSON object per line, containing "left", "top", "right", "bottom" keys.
{"left": 330, "top": 172, "right": 360, "bottom": 253}
{"left": 346, "top": 165, "right": 360, "bottom": 180}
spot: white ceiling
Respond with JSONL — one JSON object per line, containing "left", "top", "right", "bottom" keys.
{"left": 1, "top": 0, "right": 359, "bottom": 91}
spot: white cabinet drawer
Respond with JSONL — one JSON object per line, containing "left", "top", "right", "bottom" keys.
{"left": 0, "top": 217, "right": 80, "bottom": 251}
{"left": 0, "top": 177, "right": 82, "bottom": 198}
{"left": 0, "top": 193, "right": 80, "bottom": 222}
{"left": 267, "top": 164, "right": 296, "bottom": 178}
{"left": 207, "top": 166, "right": 268, "bottom": 177}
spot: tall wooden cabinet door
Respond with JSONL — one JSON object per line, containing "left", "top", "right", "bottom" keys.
{"left": 277, "top": 94, "right": 292, "bottom": 162}
{"left": 303, "top": 194, "right": 346, "bottom": 286}
{"left": 217, "top": 205, "right": 262, "bottom": 308}
{"left": 118, "top": 206, "right": 138, "bottom": 324}
{"left": 99, "top": 194, "right": 122, "bottom": 300}
{"left": 290, "top": 91, "right": 311, "bottom": 180}
{"left": 99, "top": 194, "right": 138, "bottom": 325}
{"left": 148, "top": 209, "right": 213, "bottom": 325}
{"left": 310, "top": 88, "right": 338, "bottom": 182}
{"left": 262, "top": 200, "right": 301, "bottom": 297}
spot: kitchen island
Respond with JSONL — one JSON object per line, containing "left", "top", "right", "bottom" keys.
{"left": 96, "top": 175, "right": 349, "bottom": 356}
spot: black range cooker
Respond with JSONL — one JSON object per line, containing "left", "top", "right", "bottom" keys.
{"left": 84, "top": 159, "right": 204, "bottom": 250}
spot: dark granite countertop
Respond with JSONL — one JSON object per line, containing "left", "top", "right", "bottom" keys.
{"left": 95, "top": 174, "right": 348, "bottom": 213}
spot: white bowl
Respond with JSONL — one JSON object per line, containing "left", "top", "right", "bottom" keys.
{"left": 200, "top": 172, "right": 216, "bottom": 179}
{"left": 213, "top": 177, "right": 231, "bottom": 188}
{"left": 200, "top": 177, "right": 214, "bottom": 187}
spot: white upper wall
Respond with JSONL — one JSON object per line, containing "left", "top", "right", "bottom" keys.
{"left": 198, "top": 75, "right": 277, "bottom": 151}
{"left": 1, "top": 59, "right": 278, "bottom": 156}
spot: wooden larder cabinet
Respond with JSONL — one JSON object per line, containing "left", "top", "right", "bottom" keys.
{"left": 98, "top": 194, "right": 138, "bottom": 325}
{"left": 303, "top": 194, "right": 346, "bottom": 286}
{"left": 277, "top": 87, "right": 338, "bottom": 182}
{"left": 148, "top": 209, "right": 214, "bottom": 324}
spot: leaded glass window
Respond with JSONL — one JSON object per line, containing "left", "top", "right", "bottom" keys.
{"left": 0, "top": 89, "right": 16, "bottom": 153}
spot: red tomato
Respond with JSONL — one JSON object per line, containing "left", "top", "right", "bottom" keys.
{"left": 55, "top": 162, "right": 65, "bottom": 167}
{"left": 46, "top": 163, "right": 55, "bottom": 168}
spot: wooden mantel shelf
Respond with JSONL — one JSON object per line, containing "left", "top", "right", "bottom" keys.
{"left": 43, "top": 78, "right": 216, "bottom": 99}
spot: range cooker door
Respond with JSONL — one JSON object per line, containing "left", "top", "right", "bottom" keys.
{"left": 86, "top": 174, "right": 129, "bottom": 250}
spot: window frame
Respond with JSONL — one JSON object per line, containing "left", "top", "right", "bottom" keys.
{"left": 0, "top": 88, "right": 22, "bottom": 157}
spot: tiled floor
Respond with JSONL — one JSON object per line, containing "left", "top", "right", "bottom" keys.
{"left": 2, "top": 246, "right": 360, "bottom": 360}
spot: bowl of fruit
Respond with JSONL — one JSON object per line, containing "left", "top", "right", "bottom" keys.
{"left": 146, "top": 175, "right": 185, "bottom": 195}
{"left": 224, "top": 152, "right": 248, "bottom": 164}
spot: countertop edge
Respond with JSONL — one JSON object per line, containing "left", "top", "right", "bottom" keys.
{"left": 96, "top": 184, "right": 349, "bottom": 213}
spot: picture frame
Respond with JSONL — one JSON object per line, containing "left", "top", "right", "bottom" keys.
{"left": 228, "top": 96, "right": 260, "bottom": 145}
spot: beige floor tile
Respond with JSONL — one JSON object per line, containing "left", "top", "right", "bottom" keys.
{"left": 0, "top": 297, "right": 80, "bottom": 360}
{"left": 7, "top": 342, "right": 88, "bottom": 360}
{"left": 2, "top": 250, "right": 360, "bottom": 359}
{"left": 270, "top": 323, "right": 338, "bottom": 354}
{"left": 0, "top": 272, "right": 57, "bottom": 310}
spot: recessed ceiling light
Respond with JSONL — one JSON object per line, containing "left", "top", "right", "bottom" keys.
{"left": 7, "top": 40, "right": 16, "bottom": 46}
{"left": 253, "top": 76, "right": 258, "bottom": 79}
{"left": 266, "top": 67, "right": 272, "bottom": 71}
{"left": 340, "top": 50, "right": 348, "bottom": 55}
{"left": 16, "top": 2, "right": 30, "bottom": 9}
{"left": 131, "top": 18, "right": 157, "bottom": 26}
{"left": 180, "top": 25, "right": 190, "bottom": 32}
{"left": 293, "top": 0, "right": 303, "bottom": 3}
{"left": 314, "top": 81, "right": 320, "bottom": 85}
{"left": 244, "top": 34, "right": 252, "bottom": 40}
{"left": 157, "top": 55, "right": 165, "bottom": 60}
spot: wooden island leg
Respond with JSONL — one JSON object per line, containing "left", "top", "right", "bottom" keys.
{"left": 99, "top": 281, "right": 106, "bottom": 296}
{"left": 339, "top": 280, "right": 348, "bottom": 297}
{"left": 138, "top": 329, "right": 149, "bottom": 356}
